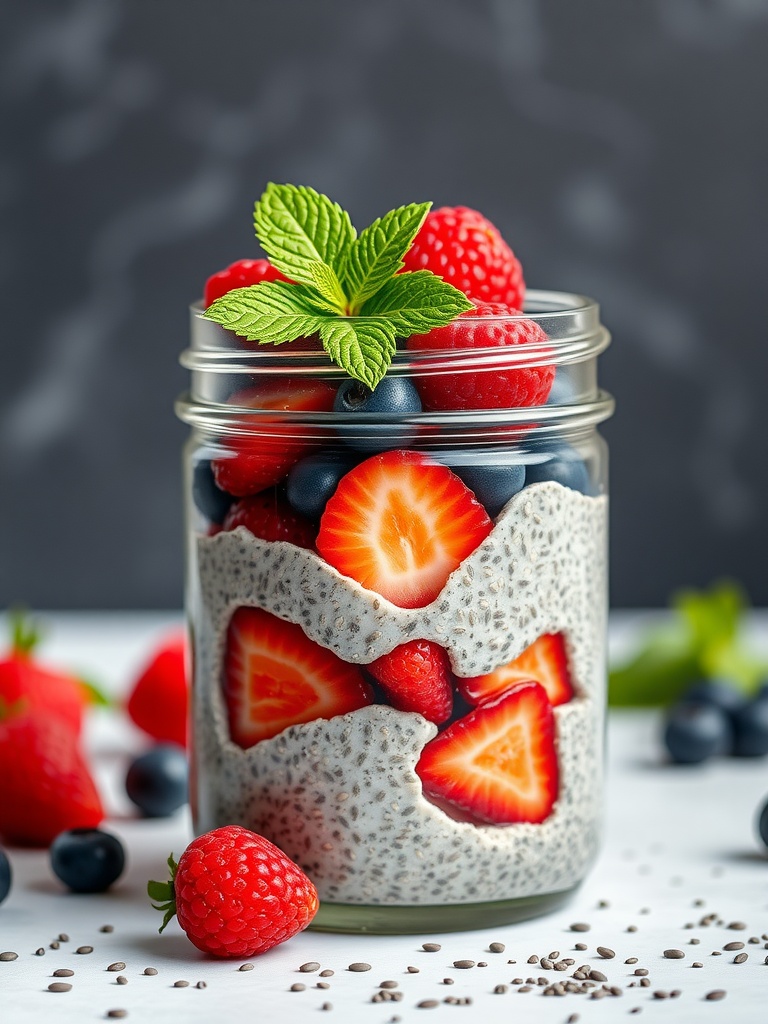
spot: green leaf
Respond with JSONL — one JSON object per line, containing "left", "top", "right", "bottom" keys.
{"left": 253, "top": 182, "right": 355, "bottom": 288}
{"left": 343, "top": 202, "right": 431, "bottom": 310}
{"left": 9, "top": 607, "right": 42, "bottom": 656}
{"left": 319, "top": 319, "right": 397, "bottom": 390}
{"left": 307, "top": 262, "right": 347, "bottom": 312}
{"left": 203, "top": 282, "right": 325, "bottom": 344}
{"left": 147, "top": 880, "right": 173, "bottom": 903}
{"left": 360, "top": 270, "right": 474, "bottom": 335}
{"left": 77, "top": 677, "right": 112, "bottom": 707}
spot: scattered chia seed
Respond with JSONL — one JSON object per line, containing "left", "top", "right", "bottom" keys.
{"left": 417, "top": 1000, "right": 439, "bottom": 1008}
{"left": 712, "top": 951, "right": 722, "bottom": 956}
{"left": 174, "top": 980, "right": 190, "bottom": 988}
{"left": 728, "top": 922, "right": 746, "bottom": 930}
{"left": 640, "top": 978, "right": 651, "bottom": 987}
{"left": 317, "top": 982, "right": 330, "bottom": 989}
{"left": 634, "top": 969, "right": 648, "bottom": 976}
{"left": 590, "top": 970, "right": 607, "bottom": 983}
{"left": 76, "top": 946, "right": 93, "bottom": 955}
{"left": 570, "top": 923, "right": 590, "bottom": 932}
{"left": 493, "top": 984, "right": 507, "bottom": 994}
{"left": 629, "top": 1009, "right": 642, "bottom": 1015}
{"left": 663, "top": 949, "right": 685, "bottom": 959}
{"left": 299, "top": 962, "right": 321, "bottom": 973}
{"left": 733, "top": 953, "right": 748, "bottom": 964}
{"left": 567, "top": 1015, "right": 580, "bottom": 1023}
{"left": 597, "top": 947, "right": 615, "bottom": 959}
{"left": 35, "top": 948, "right": 45, "bottom": 956}
{"left": 627, "top": 925, "right": 638, "bottom": 932}
{"left": 106, "top": 1011, "right": 128, "bottom": 1019}
{"left": 238, "top": 963, "right": 254, "bottom": 972}
{"left": 50, "top": 942, "right": 60, "bottom": 950}
{"left": 625, "top": 957, "right": 638, "bottom": 965}
{"left": 639, "top": 908, "right": 650, "bottom": 915}
{"left": 723, "top": 942, "right": 745, "bottom": 951}
{"left": 100, "top": 925, "right": 114, "bottom": 933}
{"left": 690, "top": 938, "right": 700, "bottom": 945}
{"left": 380, "top": 981, "right": 398, "bottom": 989}
{"left": 107, "top": 963, "right": 126, "bottom": 972}
{"left": 58, "top": 934, "right": 69, "bottom": 943}
{"left": 143, "top": 968, "right": 158, "bottom": 976}
{"left": 320, "top": 969, "right": 334, "bottom": 977}
{"left": 453, "top": 960, "right": 474, "bottom": 969}
{"left": 477, "top": 961, "right": 487, "bottom": 967}
{"left": 540, "top": 958, "right": 554, "bottom": 970}
{"left": 321, "top": 1002, "right": 332, "bottom": 1011}
{"left": 53, "top": 969, "right": 74, "bottom": 977}
{"left": 706, "top": 990, "right": 727, "bottom": 1001}
{"left": 196, "top": 981, "right": 207, "bottom": 989}
{"left": 693, "top": 962, "right": 703, "bottom": 968}
{"left": 290, "top": 983, "right": 306, "bottom": 992}
{"left": 527, "top": 955, "right": 538, "bottom": 964}
{"left": 422, "top": 943, "right": 441, "bottom": 952}
{"left": 348, "top": 963, "right": 372, "bottom": 973}
{"left": 489, "top": 942, "right": 505, "bottom": 953}
{"left": 749, "top": 937, "right": 760, "bottom": 944}
{"left": 670, "top": 989, "right": 681, "bottom": 997}
{"left": 116, "top": 977, "right": 127, "bottom": 986}
{"left": 48, "top": 982, "right": 72, "bottom": 992}
{"left": 574, "top": 942, "right": 587, "bottom": 951}
{"left": 518, "top": 985, "right": 532, "bottom": 992}
{"left": 653, "top": 991, "right": 668, "bottom": 999}
{"left": 406, "top": 966, "right": 419, "bottom": 974}
{"left": 443, "top": 978, "right": 454, "bottom": 985}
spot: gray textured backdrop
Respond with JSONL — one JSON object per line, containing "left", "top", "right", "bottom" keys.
{"left": 1, "top": 0, "right": 767, "bottom": 609}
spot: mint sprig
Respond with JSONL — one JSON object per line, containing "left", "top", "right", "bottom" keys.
{"left": 204, "top": 182, "right": 474, "bottom": 389}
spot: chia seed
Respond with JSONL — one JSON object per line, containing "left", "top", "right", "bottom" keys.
{"left": 422, "top": 943, "right": 441, "bottom": 952}
{"left": 107, "top": 963, "right": 126, "bottom": 972}
{"left": 53, "top": 969, "right": 74, "bottom": 977}
{"left": 48, "top": 983, "right": 72, "bottom": 992}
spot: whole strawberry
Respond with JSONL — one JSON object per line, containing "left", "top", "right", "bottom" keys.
{"left": 149, "top": 825, "right": 319, "bottom": 957}
{"left": 127, "top": 632, "right": 188, "bottom": 748}
{"left": 402, "top": 205, "right": 525, "bottom": 309}
{"left": 0, "top": 710, "right": 103, "bottom": 846}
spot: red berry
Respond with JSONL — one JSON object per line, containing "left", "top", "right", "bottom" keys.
{"left": 407, "top": 302, "right": 554, "bottom": 411}
{"left": 317, "top": 450, "right": 493, "bottom": 609}
{"left": 0, "top": 711, "right": 103, "bottom": 846}
{"left": 221, "top": 491, "right": 316, "bottom": 550}
{"left": 224, "top": 607, "right": 373, "bottom": 748}
{"left": 457, "top": 632, "right": 573, "bottom": 708}
{"left": 204, "top": 258, "right": 288, "bottom": 307}
{"left": 402, "top": 206, "right": 525, "bottom": 308}
{"left": 212, "top": 380, "right": 336, "bottom": 497}
{"left": 416, "top": 681, "right": 559, "bottom": 825}
{"left": 127, "top": 633, "right": 188, "bottom": 748}
{"left": 149, "top": 825, "right": 319, "bottom": 957}
{"left": 368, "top": 640, "right": 453, "bottom": 724}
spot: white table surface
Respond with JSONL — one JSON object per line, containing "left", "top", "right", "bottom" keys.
{"left": 2, "top": 612, "right": 768, "bottom": 1023}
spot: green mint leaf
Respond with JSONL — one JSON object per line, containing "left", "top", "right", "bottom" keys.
{"left": 307, "top": 261, "right": 347, "bottom": 313}
{"left": 319, "top": 319, "right": 397, "bottom": 390}
{"left": 253, "top": 182, "right": 355, "bottom": 289}
{"left": 203, "top": 282, "right": 325, "bottom": 344}
{"left": 360, "top": 270, "right": 474, "bottom": 334}
{"left": 343, "top": 202, "right": 430, "bottom": 310}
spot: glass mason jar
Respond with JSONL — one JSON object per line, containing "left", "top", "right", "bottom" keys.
{"left": 176, "top": 291, "right": 613, "bottom": 934}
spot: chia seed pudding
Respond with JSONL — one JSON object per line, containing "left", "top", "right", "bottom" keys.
{"left": 191, "top": 481, "right": 607, "bottom": 905}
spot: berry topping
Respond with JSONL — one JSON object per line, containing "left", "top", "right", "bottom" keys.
{"left": 286, "top": 450, "right": 356, "bottom": 520}
{"left": 758, "top": 798, "right": 768, "bottom": 850}
{"left": 127, "top": 632, "right": 188, "bottom": 748}
{"left": 0, "top": 847, "right": 11, "bottom": 904}
{"left": 368, "top": 640, "right": 454, "bottom": 724}
{"left": 50, "top": 828, "right": 125, "bottom": 893}
{"left": 526, "top": 442, "right": 592, "bottom": 494}
{"left": 402, "top": 205, "right": 525, "bottom": 309}
{"left": 0, "top": 711, "right": 103, "bottom": 847}
{"left": 222, "top": 491, "right": 317, "bottom": 550}
{"left": 149, "top": 825, "right": 319, "bottom": 957}
{"left": 407, "top": 303, "right": 554, "bottom": 411}
{"left": 333, "top": 376, "right": 422, "bottom": 452}
{"left": 211, "top": 379, "right": 336, "bottom": 497}
{"left": 125, "top": 744, "right": 189, "bottom": 818}
{"left": 458, "top": 633, "right": 574, "bottom": 708}
{"left": 316, "top": 450, "right": 493, "bottom": 609}
{"left": 192, "top": 459, "right": 234, "bottom": 525}
{"left": 663, "top": 702, "right": 732, "bottom": 764}
{"left": 223, "top": 607, "right": 373, "bottom": 747}
{"left": 730, "top": 696, "right": 768, "bottom": 757}
{"left": 204, "top": 258, "right": 289, "bottom": 307}
{"left": 416, "top": 681, "right": 559, "bottom": 825}
{"left": 451, "top": 459, "right": 526, "bottom": 519}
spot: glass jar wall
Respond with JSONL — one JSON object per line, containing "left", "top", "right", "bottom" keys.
{"left": 177, "top": 292, "right": 613, "bottom": 933}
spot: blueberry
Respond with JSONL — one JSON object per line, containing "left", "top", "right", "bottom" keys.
{"left": 524, "top": 442, "right": 592, "bottom": 494}
{"left": 758, "top": 798, "right": 768, "bottom": 850}
{"left": 452, "top": 462, "right": 526, "bottom": 518}
{"left": 680, "top": 680, "right": 746, "bottom": 720}
{"left": 0, "top": 846, "right": 11, "bottom": 905}
{"left": 126, "top": 744, "right": 188, "bottom": 818}
{"left": 286, "top": 451, "right": 355, "bottom": 520}
{"left": 663, "top": 702, "right": 732, "bottom": 764}
{"left": 731, "top": 696, "right": 768, "bottom": 757}
{"left": 192, "top": 459, "right": 234, "bottom": 524}
{"left": 545, "top": 369, "right": 578, "bottom": 406}
{"left": 50, "top": 829, "right": 125, "bottom": 893}
{"left": 333, "top": 376, "right": 421, "bottom": 452}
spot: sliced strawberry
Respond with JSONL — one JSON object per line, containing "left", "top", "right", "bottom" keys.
{"left": 222, "top": 491, "right": 316, "bottom": 550}
{"left": 416, "top": 681, "right": 559, "bottom": 825}
{"left": 368, "top": 640, "right": 453, "bottom": 724}
{"left": 127, "top": 632, "right": 188, "bottom": 748}
{"left": 223, "top": 607, "right": 373, "bottom": 747}
{"left": 212, "top": 379, "right": 336, "bottom": 497}
{"left": 204, "top": 258, "right": 289, "bottom": 307}
{"left": 457, "top": 633, "right": 573, "bottom": 708}
{"left": 316, "top": 450, "right": 493, "bottom": 609}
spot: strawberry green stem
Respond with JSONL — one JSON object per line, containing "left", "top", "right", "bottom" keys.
{"left": 148, "top": 854, "right": 179, "bottom": 933}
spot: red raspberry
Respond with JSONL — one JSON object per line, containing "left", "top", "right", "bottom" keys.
{"left": 204, "top": 258, "right": 288, "bottom": 307}
{"left": 149, "top": 825, "right": 319, "bottom": 957}
{"left": 368, "top": 640, "right": 454, "bottom": 724}
{"left": 402, "top": 206, "right": 525, "bottom": 308}
{"left": 407, "top": 302, "right": 554, "bottom": 411}
{"left": 127, "top": 633, "right": 188, "bottom": 748}
{"left": 222, "top": 491, "right": 317, "bottom": 550}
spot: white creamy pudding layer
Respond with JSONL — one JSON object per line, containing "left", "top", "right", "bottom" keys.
{"left": 192, "top": 481, "right": 608, "bottom": 905}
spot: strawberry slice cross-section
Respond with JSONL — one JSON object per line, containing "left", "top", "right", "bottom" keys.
{"left": 457, "top": 632, "right": 573, "bottom": 708}
{"left": 316, "top": 449, "right": 493, "bottom": 609}
{"left": 415, "top": 680, "right": 559, "bottom": 825}
{"left": 223, "top": 607, "right": 373, "bottom": 748}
